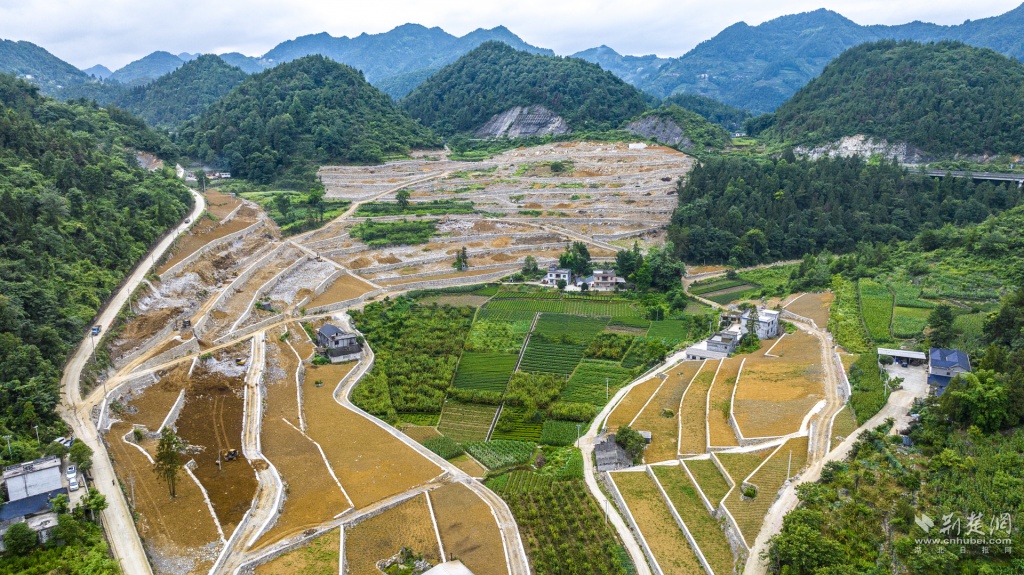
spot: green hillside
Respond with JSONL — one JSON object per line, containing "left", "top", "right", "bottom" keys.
{"left": 660, "top": 94, "right": 751, "bottom": 132}
{"left": 116, "top": 54, "right": 248, "bottom": 128}
{"left": 401, "top": 42, "right": 650, "bottom": 135}
{"left": 667, "top": 154, "right": 1022, "bottom": 265}
{"left": 180, "top": 55, "right": 439, "bottom": 186}
{"left": 755, "top": 41, "right": 1024, "bottom": 155}
{"left": 0, "top": 74, "right": 191, "bottom": 463}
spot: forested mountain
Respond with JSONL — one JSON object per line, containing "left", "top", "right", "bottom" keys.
{"left": 108, "top": 50, "right": 186, "bottom": 86}
{"left": 606, "top": 3, "right": 1024, "bottom": 112}
{"left": 0, "top": 38, "right": 101, "bottom": 96}
{"left": 667, "top": 154, "right": 1022, "bottom": 265}
{"left": 115, "top": 55, "right": 248, "bottom": 129}
{"left": 660, "top": 94, "right": 751, "bottom": 132}
{"left": 0, "top": 74, "right": 192, "bottom": 463}
{"left": 402, "top": 42, "right": 650, "bottom": 136}
{"left": 82, "top": 64, "right": 112, "bottom": 79}
{"left": 180, "top": 55, "right": 439, "bottom": 186}
{"left": 262, "top": 23, "right": 552, "bottom": 94}
{"left": 570, "top": 45, "right": 669, "bottom": 87}
{"left": 755, "top": 41, "right": 1024, "bottom": 156}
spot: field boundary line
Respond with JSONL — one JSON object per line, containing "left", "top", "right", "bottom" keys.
{"left": 284, "top": 338, "right": 307, "bottom": 432}
{"left": 606, "top": 471, "right": 664, "bottom": 575}
{"left": 629, "top": 374, "right": 669, "bottom": 428}
{"left": 280, "top": 417, "right": 355, "bottom": 509}
{"left": 339, "top": 525, "right": 346, "bottom": 575}
{"left": 704, "top": 359, "right": 726, "bottom": 452}
{"left": 425, "top": 491, "right": 446, "bottom": 561}
{"left": 677, "top": 359, "right": 709, "bottom": 456}
{"left": 782, "top": 293, "right": 805, "bottom": 308}
{"left": 680, "top": 459, "right": 717, "bottom": 513}
{"left": 647, "top": 466, "right": 716, "bottom": 575}
{"left": 728, "top": 359, "right": 747, "bottom": 443}
{"left": 157, "top": 389, "right": 186, "bottom": 432}
{"left": 762, "top": 334, "right": 787, "bottom": 357}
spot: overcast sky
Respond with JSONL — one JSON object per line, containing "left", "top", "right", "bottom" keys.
{"left": 1, "top": 0, "right": 1021, "bottom": 70}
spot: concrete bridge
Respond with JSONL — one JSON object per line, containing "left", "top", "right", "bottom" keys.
{"left": 921, "top": 169, "right": 1024, "bottom": 186}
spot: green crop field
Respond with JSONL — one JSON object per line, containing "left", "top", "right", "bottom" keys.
{"left": 484, "top": 449, "right": 631, "bottom": 575}
{"left": 647, "top": 319, "right": 698, "bottom": 346}
{"left": 519, "top": 340, "right": 583, "bottom": 377}
{"left": 533, "top": 313, "right": 609, "bottom": 342}
{"left": 562, "top": 360, "right": 634, "bottom": 405}
{"left": 539, "top": 420, "right": 582, "bottom": 446}
{"left": 436, "top": 401, "right": 498, "bottom": 443}
{"left": 892, "top": 306, "right": 932, "bottom": 339}
{"left": 887, "top": 281, "right": 935, "bottom": 309}
{"left": 490, "top": 406, "right": 544, "bottom": 442}
{"left": 475, "top": 308, "right": 536, "bottom": 323}
{"left": 683, "top": 459, "right": 731, "bottom": 504}
{"left": 452, "top": 352, "right": 517, "bottom": 393}
{"left": 859, "top": 279, "right": 894, "bottom": 343}
{"left": 486, "top": 296, "right": 643, "bottom": 317}
{"left": 607, "top": 316, "right": 651, "bottom": 335}
{"left": 690, "top": 278, "right": 748, "bottom": 295}
{"left": 706, "top": 286, "right": 760, "bottom": 305}
{"left": 464, "top": 440, "right": 536, "bottom": 469}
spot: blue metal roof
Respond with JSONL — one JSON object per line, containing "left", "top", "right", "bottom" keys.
{"left": 0, "top": 488, "right": 64, "bottom": 520}
{"left": 928, "top": 374, "right": 953, "bottom": 396}
{"left": 929, "top": 348, "right": 971, "bottom": 371}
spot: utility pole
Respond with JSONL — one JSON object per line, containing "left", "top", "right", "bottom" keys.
{"left": 33, "top": 425, "right": 40, "bottom": 446}
{"left": 130, "top": 473, "right": 136, "bottom": 507}
{"left": 606, "top": 377, "right": 609, "bottom": 402}
{"left": 787, "top": 450, "right": 792, "bottom": 480}
{"left": 4, "top": 435, "right": 11, "bottom": 457}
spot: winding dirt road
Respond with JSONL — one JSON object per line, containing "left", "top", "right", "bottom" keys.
{"left": 57, "top": 188, "right": 205, "bottom": 575}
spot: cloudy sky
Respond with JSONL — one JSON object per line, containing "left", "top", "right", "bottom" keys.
{"left": 1, "top": 0, "right": 1020, "bottom": 69}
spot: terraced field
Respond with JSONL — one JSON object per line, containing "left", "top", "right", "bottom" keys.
{"left": 437, "top": 401, "right": 499, "bottom": 442}
{"left": 452, "top": 352, "right": 517, "bottom": 393}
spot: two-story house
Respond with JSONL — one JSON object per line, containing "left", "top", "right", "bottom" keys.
{"left": 317, "top": 324, "right": 363, "bottom": 363}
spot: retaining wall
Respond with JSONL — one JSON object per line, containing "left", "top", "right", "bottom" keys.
{"left": 602, "top": 471, "right": 663, "bottom": 575}
{"left": 593, "top": 226, "right": 666, "bottom": 241}
{"left": 646, "top": 466, "right": 715, "bottom": 575}
{"left": 349, "top": 242, "right": 566, "bottom": 274}
{"left": 374, "top": 262, "right": 524, "bottom": 283}
{"left": 158, "top": 390, "right": 187, "bottom": 433}
{"left": 113, "top": 321, "right": 176, "bottom": 370}
{"left": 293, "top": 268, "right": 346, "bottom": 311}
{"left": 161, "top": 219, "right": 265, "bottom": 279}
{"left": 96, "top": 372, "right": 159, "bottom": 431}
{"left": 229, "top": 255, "right": 307, "bottom": 332}
{"left": 135, "top": 338, "right": 199, "bottom": 373}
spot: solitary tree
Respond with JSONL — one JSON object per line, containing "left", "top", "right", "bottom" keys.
{"left": 396, "top": 189, "right": 411, "bottom": 210}
{"left": 615, "top": 425, "right": 646, "bottom": 464}
{"left": 82, "top": 488, "right": 108, "bottom": 522}
{"left": 69, "top": 441, "right": 93, "bottom": 472}
{"left": 153, "top": 429, "right": 184, "bottom": 498}
{"left": 306, "top": 189, "right": 326, "bottom": 222}
{"left": 273, "top": 193, "right": 291, "bottom": 217}
{"left": 928, "top": 304, "right": 957, "bottom": 348}
{"left": 522, "top": 255, "right": 540, "bottom": 277}
{"left": 453, "top": 246, "right": 469, "bottom": 270}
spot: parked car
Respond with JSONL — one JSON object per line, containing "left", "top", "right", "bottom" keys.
{"left": 69, "top": 478, "right": 80, "bottom": 491}
{"left": 66, "top": 465, "right": 77, "bottom": 479}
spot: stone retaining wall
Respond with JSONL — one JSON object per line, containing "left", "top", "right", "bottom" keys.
{"left": 161, "top": 219, "right": 265, "bottom": 279}
{"left": 602, "top": 471, "right": 663, "bottom": 575}
{"left": 593, "top": 226, "right": 666, "bottom": 241}
{"left": 114, "top": 321, "right": 176, "bottom": 370}
{"left": 350, "top": 242, "right": 565, "bottom": 274}
{"left": 193, "top": 243, "right": 285, "bottom": 336}
{"left": 96, "top": 372, "right": 159, "bottom": 432}
{"left": 229, "top": 256, "right": 307, "bottom": 332}
{"left": 136, "top": 338, "right": 199, "bottom": 373}
{"left": 647, "top": 466, "right": 715, "bottom": 575}
{"left": 158, "top": 390, "right": 187, "bottom": 433}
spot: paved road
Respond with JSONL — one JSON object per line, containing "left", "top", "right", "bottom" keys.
{"left": 57, "top": 188, "right": 205, "bottom": 575}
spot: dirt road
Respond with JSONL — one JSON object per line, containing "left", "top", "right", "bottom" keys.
{"left": 57, "top": 188, "right": 205, "bottom": 575}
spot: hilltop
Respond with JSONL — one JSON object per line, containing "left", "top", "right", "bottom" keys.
{"left": 755, "top": 40, "right": 1024, "bottom": 156}
{"left": 401, "top": 42, "right": 650, "bottom": 137}
{"left": 180, "top": 55, "right": 439, "bottom": 186}
{"left": 115, "top": 54, "right": 248, "bottom": 129}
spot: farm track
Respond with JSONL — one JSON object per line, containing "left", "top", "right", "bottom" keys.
{"left": 72, "top": 145, "right": 700, "bottom": 574}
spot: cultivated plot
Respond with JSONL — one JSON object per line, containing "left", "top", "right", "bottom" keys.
{"left": 303, "top": 363, "right": 442, "bottom": 508}
{"left": 784, "top": 291, "right": 833, "bottom": 328}
{"left": 631, "top": 361, "right": 703, "bottom": 463}
{"left": 652, "top": 464, "right": 736, "bottom": 575}
{"left": 605, "top": 377, "right": 662, "bottom": 430}
{"left": 707, "top": 358, "right": 742, "bottom": 448}
{"left": 430, "top": 483, "right": 510, "bottom": 575}
{"left": 732, "top": 330, "right": 824, "bottom": 439}
{"left": 611, "top": 471, "right": 705, "bottom": 574}
{"left": 725, "top": 436, "right": 810, "bottom": 545}
{"left": 254, "top": 528, "right": 338, "bottom": 575}
{"left": 683, "top": 458, "right": 732, "bottom": 505}
{"left": 437, "top": 401, "right": 498, "bottom": 443}
{"left": 678, "top": 365, "right": 718, "bottom": 456}
{"left": 344, "top": 493, "right": 442, "bottom": 575}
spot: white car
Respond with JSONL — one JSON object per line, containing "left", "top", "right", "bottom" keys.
{"left": 66, "top": 465, "right": 77, "bottom": 480}
{"left": 69, "top": 477, "right": 80, "bottom": 491}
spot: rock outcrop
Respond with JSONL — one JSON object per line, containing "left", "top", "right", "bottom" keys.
{"left": 475, "top": 106, "right": 570, "bottom": 138}
{"left": 794, "top": 135, "right": 931, "bottom": 164}
{"left": 625, "top": 115, "right": 694, "bottom": 150}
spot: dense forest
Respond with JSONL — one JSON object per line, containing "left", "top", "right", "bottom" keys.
{"left": 660, "top": 93, "right": 751, "bottom": 132}
{"left": 0, "top": 74, "right": 192, "bottom": 464}
{"left": 751, "top": 41, "right": 1024, "bottom": 155}
{"left": 768, "top": 290, "right": 1024, "bottom": 574}
{"left": 116, "top": 55, "right": 247, "bottom": 129}
{"left": 401, "top": 42, "right": 650, "bottom": 135}
{"left": 667, "top": 154, "right": 1022, "bottom": 265}
{"left": 178, "top": 55, "right": 439, "bottom": 187}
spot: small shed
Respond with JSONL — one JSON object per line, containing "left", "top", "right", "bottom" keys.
{"left": 878, "top": 348, "right": 927, "bottom": 366}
